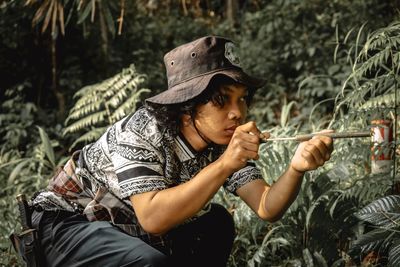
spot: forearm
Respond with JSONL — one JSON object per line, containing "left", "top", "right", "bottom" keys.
{"left": 134, "top": 159, "right": 231, "bottom": 235}
{"left": 262, "top": 166, "right": 304, "bottom": 222}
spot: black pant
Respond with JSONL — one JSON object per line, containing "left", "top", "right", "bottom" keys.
{"left": 32, "top": 203, "right": 235, "bottom": 267}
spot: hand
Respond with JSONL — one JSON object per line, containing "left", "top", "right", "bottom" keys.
{"left": 218, "top": 121, "right": 270, "bottom": 173}
{"left": 290, "top": 130, "right": 334, "bottom": 173}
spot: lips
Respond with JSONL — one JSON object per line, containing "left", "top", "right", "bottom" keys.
{"left": 225, "top": 125, "right": 237, "bottom": 135}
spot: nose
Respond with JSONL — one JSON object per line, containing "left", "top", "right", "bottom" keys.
{"left": 228, "top": 103, "right": 243, "bottom": 120}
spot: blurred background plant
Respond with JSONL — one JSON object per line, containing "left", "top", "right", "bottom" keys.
{"left": 0, "top": 0, "right": 399, "bottom": 266}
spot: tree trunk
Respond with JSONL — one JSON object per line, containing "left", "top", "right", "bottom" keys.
{"left": 51, "top": 36, "right": 65, "bottom": 121}
{"left": 226, "top": 0, "right": 238, "bottom": 27}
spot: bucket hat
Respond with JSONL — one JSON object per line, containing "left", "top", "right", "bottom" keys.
{"left": 146, "top": 36, "right": 265, "bottom": 105}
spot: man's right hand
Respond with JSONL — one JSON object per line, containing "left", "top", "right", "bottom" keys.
{"left": 218, "top": 121, "right": 269, "bottom": 173}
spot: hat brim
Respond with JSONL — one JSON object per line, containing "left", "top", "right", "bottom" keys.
{"left": 146, "top": 68, "right": 266, "bottom": 105}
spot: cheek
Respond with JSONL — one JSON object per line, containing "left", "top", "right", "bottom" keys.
{"left": 197, "top": 110, "right": 226, "bottom": 130}
{"left": 201, "top": 116, "right": 224, "bottom": 131}
{"left": 241, "top": 106, "right": 248, "bottom": 117}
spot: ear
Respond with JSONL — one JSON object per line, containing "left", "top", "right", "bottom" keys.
{"left": 182, "top": 113, "right": 192, "bottom": 127}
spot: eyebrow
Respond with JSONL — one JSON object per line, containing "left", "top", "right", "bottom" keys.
{"left": 220, "top": 85, "right": 248, "bottom": 96}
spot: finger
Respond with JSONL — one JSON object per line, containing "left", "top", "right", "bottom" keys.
{"left": 229, "top": 135, "right": 259, "bottom": 156}
{"left": 231, "top": 133, "right": 259, "bottom": 152}
{"left": 310, "top": 136, "right": 334, "bottom": 163}
{"left": 248, "top": 151, "right": 260, "bottom": 160}
{"left": 238, "top": 121, "right": 261, "bottom": 136}
{"left": 240, "top": 150, "right": 260, "bottom": 161}
{"left": 236, "top": 131, "right": 260, "bottom": 144}
{"left": 240, "top": 140, "right": 259, "bottom": 153}
{"left": 303, "top": 143, "right": 324, "bottom": 166}
{"left": 260, "top": 131, "right": 270, "bottom": 140}
{"left": 314, "top": 135, "right": 334, "bottom": 159}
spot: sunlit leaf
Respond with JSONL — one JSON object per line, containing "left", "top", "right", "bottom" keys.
{"left": 36, "top": 126, "right": 55, "bottom": 168}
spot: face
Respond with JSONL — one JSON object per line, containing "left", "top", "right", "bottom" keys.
{"left": 181, "top": 83, "right": 249, "bottom": 150}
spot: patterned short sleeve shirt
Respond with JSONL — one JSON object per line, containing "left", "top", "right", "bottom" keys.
{"left": 33, "top": 107, "right": 264, "bottom": 242}
{"left": 81, "top": 107, "right": 263, "bottom": 200}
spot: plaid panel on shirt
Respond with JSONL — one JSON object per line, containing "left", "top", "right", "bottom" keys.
{"left": 46, "top": 152, "right": 169, "bottom": 249}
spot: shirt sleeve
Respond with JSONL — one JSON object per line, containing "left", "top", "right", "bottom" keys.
{"left": 109, "top": 122, "right": 168, "bottom": 199}
{"left": 223, "top": 163, "right": 264, "bottom": 195}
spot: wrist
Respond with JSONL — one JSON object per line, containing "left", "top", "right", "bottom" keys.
{"left": 214, "top": 158, "right": 235, "bottom": 178}
{"left": 288, "top": 165, "right": 305, "bottom": 178}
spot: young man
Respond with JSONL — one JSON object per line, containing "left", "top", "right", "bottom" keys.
{"left": 31, "top": 36, "right": 333, "bottom": 267}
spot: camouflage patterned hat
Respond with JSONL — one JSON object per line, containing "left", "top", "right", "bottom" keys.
{"left": 146, "top": 36, "right": 265, "bottom": 104}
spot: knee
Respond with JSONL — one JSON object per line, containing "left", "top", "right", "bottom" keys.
{"left": 141, "top": 251, "right": 168, "bottom": 267}
{"left": 210, "top": 203, "right": 235, "bottom": 237}
{"left": 123, "top": 245, "right": 168, "bottom": 267}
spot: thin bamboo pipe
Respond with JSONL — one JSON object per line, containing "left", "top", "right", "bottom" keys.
{"left": 260, "top": 131, "right": 371, "bottom": 143}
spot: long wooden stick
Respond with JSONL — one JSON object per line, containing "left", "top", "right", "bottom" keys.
{"left": 261, "top": 131, "right": 371, "bottom": 143}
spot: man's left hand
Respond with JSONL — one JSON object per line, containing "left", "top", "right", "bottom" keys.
{"left": 290, "top": 130, "right": 334, "bottom": 174}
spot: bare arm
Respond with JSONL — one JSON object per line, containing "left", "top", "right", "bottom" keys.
{"left": 238, "top": 133, "right": 333, "bottom": 222}
{"left": 237, "top": 166, "right": 303, "bottom": 222}
{"left": 130, "top": 159, "right": 230, "bottom": 235}
{"left": 130, "top": 122, "right": 261, "bottom": 235}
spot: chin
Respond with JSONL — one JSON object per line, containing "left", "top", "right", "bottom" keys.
{"left": 213, "top": 136, "right": 231, "bottom": 145}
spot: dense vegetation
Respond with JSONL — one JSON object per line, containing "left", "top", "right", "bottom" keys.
{"left": 1, "top": 1, "right": 399, "bottom": 266}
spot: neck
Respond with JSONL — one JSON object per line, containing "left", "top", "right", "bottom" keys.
{"left": 180, "top": 123, "right": 209, "bottom": 152}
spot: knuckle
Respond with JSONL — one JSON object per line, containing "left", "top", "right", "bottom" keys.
{"left": 304, "top": 144, "right": 314, "bottom": 153}
{"left": 261, "top": 132, "right": 270, "bottom": 139}
{"left": 301, "top": 151, "right": 310, "bottom": 159}
{"left": 251, "top": 135, "right": 259, "bottom": 143}
{"left": 322, "top": 136, "right": 333, "bottom": 145}
{"left": 311, "top": 138, "right": 323, "bottom": 147}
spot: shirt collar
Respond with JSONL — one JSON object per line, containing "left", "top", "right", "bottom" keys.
{"left": 174, "top": 132, "right": 197, "bottom": 161}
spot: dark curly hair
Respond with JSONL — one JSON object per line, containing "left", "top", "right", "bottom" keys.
{"left": 145, "top": 75, "right": 256, "bottom": 136}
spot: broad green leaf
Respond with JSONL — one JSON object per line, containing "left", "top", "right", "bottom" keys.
{"left": 8, "top": 160, "right": 30, "bottom": 185}
{"left": 77, "top": 0, "right": 93, "bottom": 24}
{"left": 36, "top": 126, "right": 55, "bottom": 168}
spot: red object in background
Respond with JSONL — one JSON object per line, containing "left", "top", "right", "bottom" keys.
{"left": 371, "top": 119, "right": 393, "bottom": 173}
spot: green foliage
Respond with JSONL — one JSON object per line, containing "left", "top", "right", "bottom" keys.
{"left": 350, "top": 195, "right": 400, "bottom": 266}
{"left": 0, "top": 85, "right": 66, "bottom": 266}
{"left": 331, "top": 21, "right": 400, "bottom": 124}
{"left": 223, "top": 16, "right": 400, "bottom": 267}
{"left": 63, "top": 64, "right": 150, "bottom": 150}
{"left": 235, "top": 0, "right": 398, "bottom": 127}
{"left": 1, "top": 1, "right": 400, "bottom": 267}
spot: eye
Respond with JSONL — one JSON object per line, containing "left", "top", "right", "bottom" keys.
{"left": 212, "top": 94, "right": 229, "bottom": 107}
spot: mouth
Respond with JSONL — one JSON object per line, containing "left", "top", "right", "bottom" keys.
{"left": 224, "top": 125, "right": 237, "bottom": 135}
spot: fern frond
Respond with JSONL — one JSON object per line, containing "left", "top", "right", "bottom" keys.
{"left": 360, "top": 93, "right": 396, "bottom": 109}
{"left": 351, "top": 228, "right": 394, "bottom": 257}
{"left": 355, "top": 195, "right": 400, "bottom": 228}
{"left": 66, "top": 98, "right": 103, "bottom": 123}
{"left": 110, "top": 88, "right": 150, "bottom": 122}
{"left": 305, "top": 194, "right": 329, "bottom": 232}
{"left": 64, "top": 110, "right": 107, "bottom": 135}
{"left": 64, "top": 64, "right": 148, "bottom": 144}
{"left": 313, "top": 251, "right": 328, "bottom": 267}
{"left": 69, "top": 127, "right": 107, "bottom": 150}
{"left": 352, "top": 228, "right": 391, "bottom": 249}
{"left": 389, "top": 239, "right": 400, "bottom": 267}
{"left": 331, "top": 20, "right": 400, "bottom": 128}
